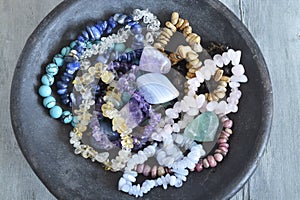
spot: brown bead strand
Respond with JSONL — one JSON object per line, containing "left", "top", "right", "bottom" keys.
{"left": 154, "top": 12, "right": 203, "bottom": 53}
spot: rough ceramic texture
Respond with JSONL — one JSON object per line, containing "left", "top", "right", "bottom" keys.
{"left": 10, "top": 0, "right": 273, "bottom": 199}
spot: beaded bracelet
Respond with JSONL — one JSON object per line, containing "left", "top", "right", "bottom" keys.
{"left": 70, "top": 34, "right": 161, "bottom": 170}
{"left": 154, "top": 12, "right": 203, "bottom": 53}
{"left": 38, "top": 9, "right": 160, "bottom": 125}
{"left": 56, "top": 13, "right": 149, "bottom": 108}
{"left": 71, "top": 61, "right": 134, "bottom": 172}
{"left": 118, "top": 140, "right": 205, "bottom": 197}
{"left": 38, "top": 12, "right": 136, "bottom": 124}
{"left": 65, "top": 10, "right": 248, "bottom": 198}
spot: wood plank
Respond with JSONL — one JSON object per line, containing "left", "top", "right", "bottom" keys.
{"left": 236, "top": 0, "right": 300, "bottom": 199}
{"left": 0, "top": 1, "right": 61, "bottom": 199}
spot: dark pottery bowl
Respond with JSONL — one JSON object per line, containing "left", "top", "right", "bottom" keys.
{"left": 10, "top": 0, "right": 273, "bottom": 199}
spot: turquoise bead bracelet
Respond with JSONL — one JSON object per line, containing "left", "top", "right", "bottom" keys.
{"left": 38, "top": 12, "right": 142, "bottom": 125}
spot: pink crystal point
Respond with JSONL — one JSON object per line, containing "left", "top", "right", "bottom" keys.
{"left": 139, "top": 46, "right": 171, "bottom": 74}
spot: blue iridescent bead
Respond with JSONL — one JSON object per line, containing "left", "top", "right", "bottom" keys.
{"left": 128, "top": 21, "right": 138, "bottom": 28}
{"left": 124, "top": 15, "right": 133, "bottom": 23}
{"left": 66, "top": 62, "right": 80, "bottom": 70}
{"left": 46, "top": 63, "right": 58, "bottom": 76}
{"left": 126, "top": 53, "right": 132, "bottom": 63}
{"left": 77, "top": 41, "right": 86, "bottom": 48}
{"left": 64, "top": 72, "right": 73, "bottom": 79}
{"left": 86, "top": 26, "right": 95, "bottom": 40}
{"left": 106, "top": 26, "right": 113, "bottom": 34}
{"left": 61, "top": 75, "right": 71, "bottom": 82}
{"left": 113, "top": 13, "right": 122, "bottom": 21}
{"left": 131, "top": 24, "right": 142, "bottom": 34}
{"left": 73, "top": 44, "right": 84, "bottom": 54}
{"left": 64, "top": 56, "right": 78, "bottom": 63}
{"left": 60, "top": 93, "right": 69, "bottom": 99}
{"left": 38, "top": 85, "right": 52, "bottom": 97}
{"left": 43, "top": 96, "right": 56, "bottom": 108}
{"left": 66, "top": 68, "right": 76, "bottom": 75}
{"left": 90, "top": 26, "right": 101, "bottom": 40}
{"left": 95, "top": 24, "right": 103, "bottom": 34}
{"left": 49, "top": 106, "right": 63, "bottom": 119}
{"left": 118, "top": 54, "right": 127, "bottom": 62}
{"left": 41, "top": 74, "right": 54, "bottom": 86}
{"left": 61, "top": 46, "right": 71, "bottom": 56}
{"left": 81, "top": 30, "right": 89, "bottom": 40}
{"left": 60, "top": 111, "right": 73, "bottom": 124}
{"left": 61, "top": 97, "right": 70, "bottom": 105}
{"left": 53, "top": 54, "right": 64, "bottom": 67}
{"left": 57, "top": 88, "right": 68, "bottom": 95}
{"left": 101, "top": 20, "right": 108, "bottom": 30}
{"left": 108, "top": 17, "right": 116, "bottom": 29}
{"left": 77, "top": 35, "right": 85, "bottom": 42}
{"left": 57, "top": 81, "right": 68, "bottom": 89}
{"left": 117, "top": 14, "right": 127, "bottom": 24}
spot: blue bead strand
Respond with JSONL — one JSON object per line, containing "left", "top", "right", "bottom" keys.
{"left": 38, "top": 12, "right": 140, "bottom": 125}
{"left": 55, "top": 13, "right": 140, "bottom": 108}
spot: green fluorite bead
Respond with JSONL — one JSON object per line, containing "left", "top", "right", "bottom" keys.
{"left": 184, "top": 111, "right": 219, "bottom": 142}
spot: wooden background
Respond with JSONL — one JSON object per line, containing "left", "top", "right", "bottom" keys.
{"left": 0, "top": 0, "right": 299, "bottom": 199}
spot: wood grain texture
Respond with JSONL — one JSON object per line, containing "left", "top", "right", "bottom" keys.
{"left": 0, "top": 0, "right": 298, "bottom": 199}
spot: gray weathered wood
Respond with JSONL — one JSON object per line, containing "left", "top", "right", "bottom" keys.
{"left": 1, "top": 0, "right": 299, "bottom": 199}
{"left": 0, "top": 1, "right": 61, "bottom": 199}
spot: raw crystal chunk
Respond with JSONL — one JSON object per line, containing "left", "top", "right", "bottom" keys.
{"left": 139, "top": 46, "right": 171, "bottom": 74}
{"left": 184, "top": 111, "right": 219, "bottom": 142}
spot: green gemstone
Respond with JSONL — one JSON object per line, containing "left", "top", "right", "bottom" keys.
{"left": 184, "top": 111, "right": 219, "bottom": 142}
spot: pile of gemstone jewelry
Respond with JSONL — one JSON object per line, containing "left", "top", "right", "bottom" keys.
{"left": 38, "top": 9, "right": 248, "bottom": 197}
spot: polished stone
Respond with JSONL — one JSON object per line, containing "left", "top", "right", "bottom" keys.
{"left": 139, "top": 46, "right": 171, "bottom": 74}
{"left": 137, "top": 73, "right": 179, "bottom": 104}
{"left": 184, "top": 111, "right": 219, "bottom": 142}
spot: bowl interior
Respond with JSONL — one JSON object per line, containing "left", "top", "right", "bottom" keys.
{"left": 10, "top": 0, "right": 273, "bottom": 199}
